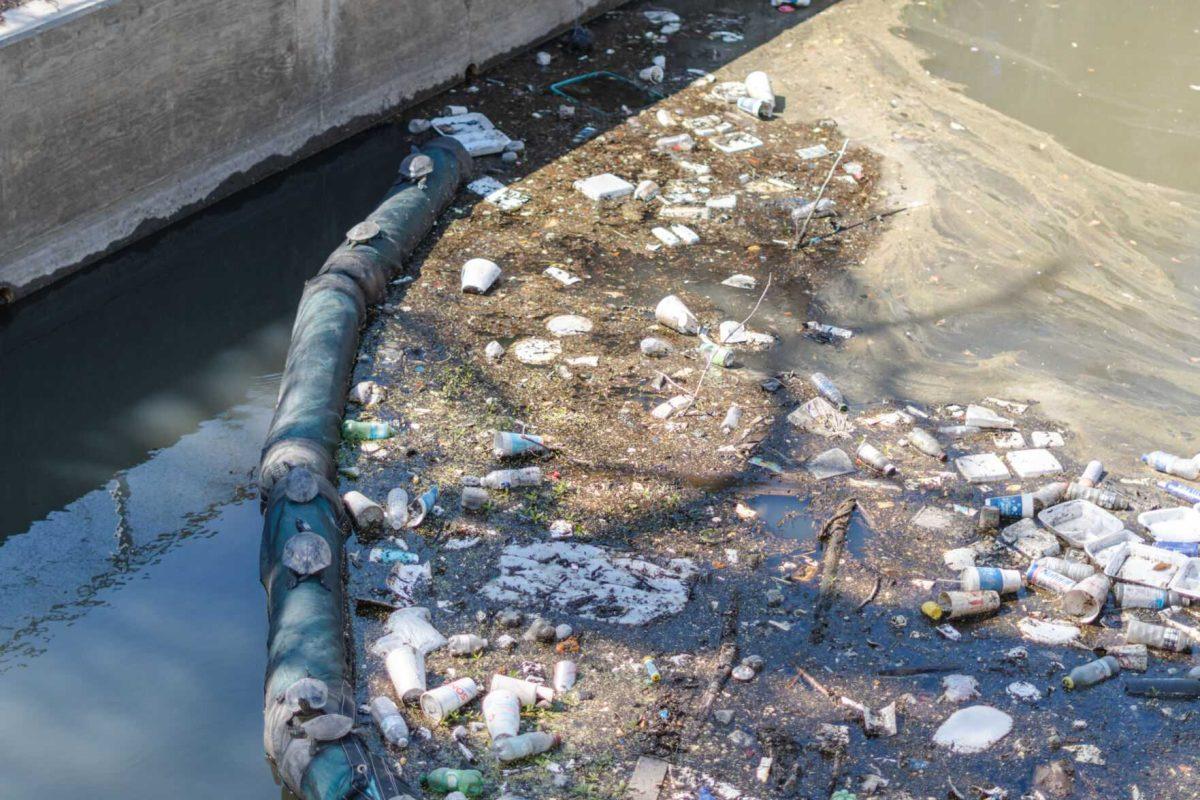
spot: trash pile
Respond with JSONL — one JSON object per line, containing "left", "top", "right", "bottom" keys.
{"left": 322, "top": 4, "right": 1197, "bottom": 799}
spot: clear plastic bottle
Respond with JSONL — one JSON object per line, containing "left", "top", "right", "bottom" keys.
{"left": 856, "top": 443, "right": 897, "bottom": 476}
{"left": 1064, "top": 482, "right": 1131, "bottom": 510}
{"left": 810, "top": 373, "right": 847, "bottom": 411}
{"left": 385, "top": 488, "right": 409, "bottom": 529}
{"left": 369, "top": 696, "right": 410, "bottom": 747}
{"left": 481, "top": 468, "right": 542, "bottom": 490}
{"left": 446, "top": 634, "right": 488, "bottom": 656}
{"left": 1033, "top": 557, "right": 1095, "bottom": 582}
{"left": 1142, "top": 451, "right": 1200, "bottom": 481}
{"left": 491, "top": 731, "right": 560, "bottom": 762}
{"left": 1062, "top": 656, "right": 1119, "bottom": 690}
{"left": 1125, "top": 619, "right": 1193, "bottom": 653}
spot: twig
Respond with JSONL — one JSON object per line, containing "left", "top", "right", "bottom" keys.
{"left": 792, "top": 138, "right": 849, "bottom": 250}
{"left": 795, "top": 666, "right": 836, "bottom": 703}
{"left": 856, "top": 574, "right": 882, "bottom": 612}
{"left": 683, "top": 273, "right": 773, "bottom": 412}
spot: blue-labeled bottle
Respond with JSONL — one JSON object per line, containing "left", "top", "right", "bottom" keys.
{"left": 1158, "top": 480, "right": 1200, "bottom": 505}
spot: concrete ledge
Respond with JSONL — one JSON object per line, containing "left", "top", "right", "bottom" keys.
{"left": 0, "top": 0, "right": 616, "bottom": 301}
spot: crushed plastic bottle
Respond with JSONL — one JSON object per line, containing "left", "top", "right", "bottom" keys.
{"left": 1064, "top": 482, "right": 1131, "bottom": 510}
{"left": 810, "top": 373, "right": 847, "bottom": 411}
{"left": 856, "top": 443, "right": 897, "bottom": 476}
{"left": 1062, "top": 656, "right": 1119, "bottom": 690}
{"left": 481, "top": 468, "right": 542, "bottom": 490}
{"left": 1033, "top": 557, "right": 1094, "bottom": 582}
{"left": 1142, "top": 451, "right": 1199, "bottom": 481}
{"left": 385, "top": 488, "right": 409, "bottom": 529}
{"left": 492, "top": 731, "right": 560, "bottom": 762}
{"left": 370, "top": 696, "right": 410, "bottom": 747}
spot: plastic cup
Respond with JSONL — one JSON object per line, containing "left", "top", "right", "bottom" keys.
{"left": 481, "top": 690, "right": 521, "bottom": 740}
{"left": 461, "top": 258, "right": 501, "bottom": 294}
{"left": 385, "top": 645, "right": 426, "bottom": 703}
{"left": 420, "top": 677, "right": 479, "bottom": 722}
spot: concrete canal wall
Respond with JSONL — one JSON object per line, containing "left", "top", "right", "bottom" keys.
{"left": 0, "top": 0, "right": 613, "bottom": 301}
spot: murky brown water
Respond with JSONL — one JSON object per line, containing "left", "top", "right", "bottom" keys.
{"left": 738, "top": 0, "right": 1200, "bottom": 470}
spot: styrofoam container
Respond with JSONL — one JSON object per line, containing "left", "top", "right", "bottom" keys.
{"left": 1137, "top": 507, "right": 1200, "bottom": 543}
{"left": 1038, "top": 500, "right": 1125, "bottom": 549}
{"left": 1168, "top": 558, "right": 1200, "bottom": 600}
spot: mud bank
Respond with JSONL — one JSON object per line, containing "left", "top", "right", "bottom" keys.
{"left": 738, "top": 0, "right": 1200, "bottom": 474}
{"left": 300, "top": 3, "right": 1200, "bottom": 800}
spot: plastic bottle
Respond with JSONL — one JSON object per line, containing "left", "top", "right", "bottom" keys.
{"left": 421, "top": 768, "right": 485, "bottom": 796}
{"left": 1064, "top": 482, "right": 1131, "bottom": 510}
{"left": 1158, "top": 480, "right": 1200, "bottom": 505}
{"left": 446, "top": 634, "right": 488, "bottom": 656}
{"left": 698, "top": 340, "right": 737, "bottom": 368}
{"left": 1125, "top": 619, "right": 1193, "bottom": 653}
{"left": 1125, "top": 677, "right": 1200, "bottom": 699}
{"left": 1113, "top": 583, "right": 1189, "bottom": 610}
{"left": 1062, "top": 656, "right": 1119, "bottom": 690}
{"left": 856, "top": 443, "right": 897, "bottom": 476}
{"left": 906, "top": 428, "right": 946, "bottom": 461}
{"left": 1142, "top": 451, "right": 1200, "bottom": 481}
{"left": 369, "top": 696, "right": 410, "bottom": 747}
{"left": 985, "top": 493, "right": 1039, "bottom": 520}
{"left": 805, "top": 321, "right": 853, "bottom": 340}
{"left": 920, "top": 590, "right": 1000, "bottom": 621}
{"left": 1025, "top": 564, "right": 1077, "bottom": 595}
{"left": 810, "top": 373, "right": 847, "bottom": 411}
{"left": 644, "top": 657, "right": 661, "bottom": 683}
{"left": 385, "top": 488, "right": 409, "bottom": 529}
{"left": 492, "top": 731, "right": 561, "bottom": 762}
{"left": 959, "top": 567, "right": 1022, "bottom": 594}
{"left": 368, "top": 547, "right": 419, "bottom": 564}
{"left": 1079, "top": 460, "right": 1104, "bottom": 488}
{"left": 341, "top": 419, "right": 394, "bottom": 440}
{"left": 939, "top": 424, "right": 982, "bottom": 438}
{"left": 1154, "top": 540, "right": 1200, "bottom": 556}
{"left": 1033, "top": 557, "right": 1095, "bottom": 582}
{"left": 481, "top": 468, "right": 542, "bottom": 490}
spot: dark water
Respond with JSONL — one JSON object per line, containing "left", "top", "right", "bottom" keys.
{"left": 0, "top": 122, "right": 410, "bottom": 799}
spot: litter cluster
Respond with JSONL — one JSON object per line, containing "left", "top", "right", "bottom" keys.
{"left": 318, "top": 4, "right": 1199, "bottom": 800}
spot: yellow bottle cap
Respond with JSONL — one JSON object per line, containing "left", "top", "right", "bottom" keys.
{"left": 920, "top": 600, "right": 944, "bottom": 621}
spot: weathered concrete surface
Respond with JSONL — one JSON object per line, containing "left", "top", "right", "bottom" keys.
{"left": 0, "top": 0, "right": 613, "bottom": 300}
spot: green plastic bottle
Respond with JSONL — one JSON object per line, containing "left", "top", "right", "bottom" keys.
{"left": 341, "top": 419, "right": 393, "bottom": 440}
{"left": 420, "top": 768, "right": 485, "bottom": 796}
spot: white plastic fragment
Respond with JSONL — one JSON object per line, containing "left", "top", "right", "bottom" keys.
{"left": 955, "top": 453, "right": 1010, "bottom": 484}
{"left": 721, "top": 274, "right": 757, "bottom": 289}
{"left": 933, "top": 706, "right": 1012, "bottom": 754}
{"left": 1006, "top": 448, "right": 1063, "bottom": 479}
{"left": 546, "top": 315, "right": 593, "bottom": 337}
{"left": 1017, "top": 617, "right": 1080, "bottom": 646}
{"left": 940, "top": 674, "right": 980, "bottom": 704}
{"left": 574, "top": 174, "right": 635, "bottom": 201}
{"left": 461, "top": 258, "right": 501, "bottom": 293}
{"left": 511, "top": 338, "right": 561, "bottom": 365}
{"left": 652, "top": 227, "right": 682, "bottom": 247}
{"left": 544, "top": 266, "right": 582, "bottom": 286}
